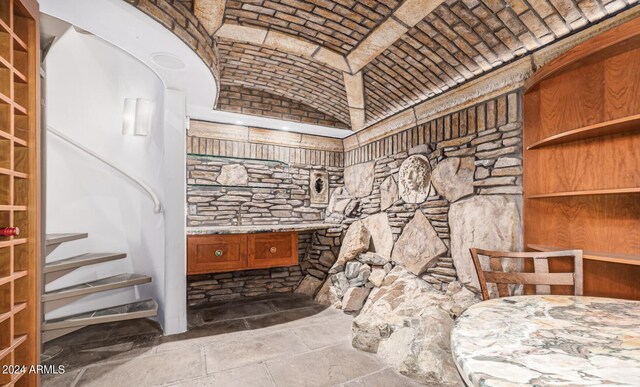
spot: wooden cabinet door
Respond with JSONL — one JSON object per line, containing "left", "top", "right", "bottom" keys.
{"left": 187, "top": 235, "right": 247, "bottom": 274}
{"left": 248, "top": 232, "right": 298, "bottom": 269}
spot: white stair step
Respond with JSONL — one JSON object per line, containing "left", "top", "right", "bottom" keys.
{"left": 43, "top": 273, "right": 151, "bottom": 303}
{"left": 45, "top": 233, "right": 88, "bottom": 246}
{"left": 42, "top": 299, "right": 158, "bottom": 342}
{"left": 45, "top": 253, "right": 127, "bottom": 274}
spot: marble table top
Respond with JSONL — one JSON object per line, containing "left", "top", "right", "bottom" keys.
{"left": 451, "top": 295, "right": 640, "bottom": 386}
{"left": 187, "top": 222, "right": 339, "bottom": 235}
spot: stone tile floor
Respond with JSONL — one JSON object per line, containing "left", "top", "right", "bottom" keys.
{"left": 42, "top": 294, "right": 422, "bottom": 386}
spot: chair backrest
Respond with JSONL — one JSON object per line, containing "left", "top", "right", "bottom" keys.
{"left": 469, "top": 248, "right": 583, "bottom": 300}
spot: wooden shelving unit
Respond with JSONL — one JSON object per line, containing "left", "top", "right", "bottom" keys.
{"left": 527, "top": 187, "right": 640, "bottom": 199}
{"left": 523, "top": 18, "right": 640, "bottom": 301}
{"left": 0, "top": 0, "right": 40, "bottom": 385}
{"left": 527, "top": 114, "right": 640, "bottom": 149}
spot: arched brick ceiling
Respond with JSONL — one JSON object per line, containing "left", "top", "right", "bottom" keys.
{"left": 219, "top": 39, "right": 351, "bottom": 125}
{"left": 223, "top": 0, "right": 402, "bottom": 55}
{"left": 363, "top": 0, "right": 633, "bottom": 126}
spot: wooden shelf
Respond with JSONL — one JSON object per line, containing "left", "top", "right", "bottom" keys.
{"left": 0, "top": 335, "right": 27, "bottom": 361}
{"left": 0, "top": 238, "right": 27, "bottom": 248}
{"left": 0, "top": 205, "right": 27, "bottom": 211}
{"left": 0, "top": 167, "right": 28, "bottom": 179}
{"left": 0, "top": 130, "right": 26, "bottom": 147}
{"left": 528, "top": 245, "right": 640, "bottom": 266}
{"left": 528, "top": 114, "right": 640, "bottom": 149}
{"left": 13, "top": 68, "right": 26, "bottom": 83}
{"left": 0, "top": 271, "right": 27, "bottom": 286}
{"left": 527, "top": 187, "right": 640, "bottom": 199}
{"left": 0, "top": 303, "right": 26, "bottom": 324}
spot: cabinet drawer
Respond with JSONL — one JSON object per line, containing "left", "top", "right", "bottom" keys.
{"left": 249, "top": 232, "right": 298, "bottom": 269}
{"left": 187, "top": 235, "right": 247, "bottom": 275}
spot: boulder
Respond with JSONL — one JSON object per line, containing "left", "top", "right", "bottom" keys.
{"left": 349, "top": 264, "right": 371, "bottom": 287}
{"left": 342, "top": 287, "right": 371, "bottom": 314}
{"left": 449, "top": 195, "right": 523, "bottom": 291}
{"left": 314, "top": 279, "right": 342, "bottom": 307}
{"left": 330, "top": 272, "right": 350, "bottom": 298}
{"left": 431, "top": 157, "right": 474, "bottom": 202}
{"left": 362, "top": 213, "right": 394, "bottom": 259}
{"left": 368, "top": 267, "right": 386, "bottom": 287}
{"left": 351, "top": 267, "right": 476, "bottom": 385}
{"left": 377, "top": 309, "right": 461, "bottom": 386}
{"left": 216, "top": 164, "right": 248, "bottom": 186}
{"left": 398, "top": 155, "right": 432, "bottom": 204}
{"left": 344, "top": 161, "right": 375, "bottom": 198}
{"left": 379, "top": 176, "right": 399, "bottom": 211}
{"left": 335, "top": 221, "right": 371, "bottom": 266}
{"left": 356, "top": 252, "right": 389, "bottom": 266}
{"left": 294, "top": 275, "right": 323, "bottom": 296}
{"left": 345, "top": 261, "right": 363, "bottom": 279}
{"left": 391, "top": 211, "right": 448, "bottom": 275}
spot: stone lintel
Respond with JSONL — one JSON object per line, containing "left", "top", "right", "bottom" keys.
{"left": 188, "top": 120, "right": 344, "bottom": 152}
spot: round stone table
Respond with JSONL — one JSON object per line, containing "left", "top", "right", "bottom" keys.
{"left": 451, "top": 295, "right": 640, "bottom": 386}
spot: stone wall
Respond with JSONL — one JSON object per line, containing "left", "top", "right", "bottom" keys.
{"left": 314, "top": 90, "right": 524, "bottom": 385}
{"left": 186, "top": 121, "right": 345, "bottom": 304}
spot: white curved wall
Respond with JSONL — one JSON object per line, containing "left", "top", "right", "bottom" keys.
{"left": 45, "top": 28, "right": 167, "bottom": 325}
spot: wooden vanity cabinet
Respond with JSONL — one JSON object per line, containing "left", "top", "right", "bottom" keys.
{"left": 187, "top": 232, "right": 298, "bottom": 274}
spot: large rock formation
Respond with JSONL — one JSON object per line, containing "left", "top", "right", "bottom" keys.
{"left": 344, "top": 161, "right": 375, "bottom": 198}
{"left": 391, "top": 211, "right": 447, "bottom": 275}
{"left": 335, "top": 221, "right": 371, "bottom": 266}
{"left": 431, "top": 157, "right": 474, "bottom": 202}
{"left": 216, "top": 164, "right": 248, "bottom": 186}
{"left": 351, "top": 267, "right": 479, "bottom": 385}
{"left": 398, "top": 155, "right": 432, "bottom": 204}
{"left": 379, "top": 176, "right": 399, "bottom": 211}
{"left": 361, "top": 213, "right": 394, "bottom": 259}
{"left": 449, "top": 195, "right": 523, "bottom": 291}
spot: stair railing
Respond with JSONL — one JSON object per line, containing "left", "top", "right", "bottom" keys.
{"left": 47, "top": 126, "right": 163, "bottom": 214}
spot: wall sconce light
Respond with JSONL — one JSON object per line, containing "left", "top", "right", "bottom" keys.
{"left": 122, "top": 98, "right": 154, "bottom": 136}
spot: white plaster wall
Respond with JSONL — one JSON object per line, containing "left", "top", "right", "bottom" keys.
{"left": 45, "top": 28, "right": 167, "bottom": 325}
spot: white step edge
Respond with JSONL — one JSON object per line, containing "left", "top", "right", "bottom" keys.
{"left": 41, "top": 300, "right": 158, "bottom": 343}
{"left": 44, "top": 253, "right": 127, "bottom": 284}
{"left": 45, "top": 233, "right": 89, "bottom": 246}
{"left": 43, "top": 273, "right": 152, "bottom": 303}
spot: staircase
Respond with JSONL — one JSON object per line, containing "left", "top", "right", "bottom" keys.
{"left": 42, "top": 233, "right": 158, "bottom": 342}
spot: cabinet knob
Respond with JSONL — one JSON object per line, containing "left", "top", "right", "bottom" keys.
{"left": 214, "top": 250, "right": 223, "bottom": 257}
{"left": 269, "top": 247, "right": 277, "bottom": 253}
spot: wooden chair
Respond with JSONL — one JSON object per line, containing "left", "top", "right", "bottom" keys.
{"left": 469, "top": 248, "right": 583, "bottom": 300}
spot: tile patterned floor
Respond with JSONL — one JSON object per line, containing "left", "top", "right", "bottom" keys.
{"left": 42, "top": 294, "right": 423, "bottom": 386}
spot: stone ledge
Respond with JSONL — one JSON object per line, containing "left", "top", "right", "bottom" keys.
{"left": 187, "top": 223, "right": 338, "bottom": 235}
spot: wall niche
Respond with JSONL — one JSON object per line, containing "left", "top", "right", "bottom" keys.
{"left": 310, "top": 170, "right": 329, "bottom": 204}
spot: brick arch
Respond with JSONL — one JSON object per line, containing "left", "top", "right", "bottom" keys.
{"left": 363, "top": 0, "right": 634, "bottom": 127}
{"left": 125, "top": 0, "right": 220, "bottom": 83}
{"left": 223, "top": 0, "right": 402, "bottom": 55}
{"left": 219, "top": 40, "right": 351, "bottom": 126}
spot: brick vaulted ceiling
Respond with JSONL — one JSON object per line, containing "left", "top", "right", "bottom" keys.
{"left": 173, "top": 0, "right": 638, "bottom": 131}
{"left": 218, "top": 39, "right": 351, "bottom": 125}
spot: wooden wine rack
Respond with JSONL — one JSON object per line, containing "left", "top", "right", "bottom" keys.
{"left": 0, "top": 0, "right": 40, "bottom": 385}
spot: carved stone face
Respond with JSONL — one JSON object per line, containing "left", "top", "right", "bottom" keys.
{"left": 398, "top": 155, "right": 432, "bottom": 204}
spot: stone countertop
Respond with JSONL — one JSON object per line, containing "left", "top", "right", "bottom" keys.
{"left": 186, "top": 222, "right": 341, "bottom": 235}
{"left": 451, "top": 295, "right": 640, "bottom": 386}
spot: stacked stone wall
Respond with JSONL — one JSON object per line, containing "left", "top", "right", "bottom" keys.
{"left": 186, "top": 131, "right": 344, "bottom": 304}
